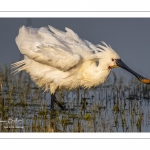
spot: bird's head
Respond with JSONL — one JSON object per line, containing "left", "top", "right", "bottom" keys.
{"left": 96, "top": 42, "right": 150, "bottom": 84}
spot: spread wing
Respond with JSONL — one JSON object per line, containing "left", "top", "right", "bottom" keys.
{"left": 15, "top": 26, "right": 83, "bottom": 71}
{"left": 15, "top": 26, "right": 100, "bottom": 71}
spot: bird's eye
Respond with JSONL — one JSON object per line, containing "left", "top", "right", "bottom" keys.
{"left": 112, "top": 58, "right": 114, "bottom": 61}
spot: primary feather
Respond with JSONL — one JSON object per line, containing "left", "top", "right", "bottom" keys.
{"left": 12, "top": 25, "right": 120, "bottom": 93}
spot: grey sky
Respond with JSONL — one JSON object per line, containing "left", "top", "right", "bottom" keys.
{"left": 0, "top": 18, "right": 150, "bottom": 80}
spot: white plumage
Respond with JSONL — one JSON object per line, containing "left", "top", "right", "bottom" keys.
{"left": 12, "top": 25, "right": 150, "bottom": 110}
{"left": 12, "top": 25, "right": 127, "bottom": 94}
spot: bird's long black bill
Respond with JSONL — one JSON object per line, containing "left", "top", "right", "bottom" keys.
{"left": 116, "top": 59, "right": 150, "bottom": 84}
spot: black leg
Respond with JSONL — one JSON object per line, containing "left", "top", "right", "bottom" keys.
{"left": 51, "top": 94, "right": 55, "bottom": 110}
{"left": 51, "top": 93, "right": 65, "bottom": 110}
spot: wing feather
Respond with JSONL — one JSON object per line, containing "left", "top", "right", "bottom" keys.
{"left": 16, "top": 26, "right": 83, "bottom": 71}
{"left": 15, "top": 25, "right": 99, "bottom": 71}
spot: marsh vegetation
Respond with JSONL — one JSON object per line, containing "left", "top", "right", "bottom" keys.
{"left": 0, "top": 65, "right": 150, "bottom": 132}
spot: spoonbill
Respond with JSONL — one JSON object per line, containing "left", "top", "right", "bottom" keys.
{"left": 12, "top": 25, "right": 150, "bottom": 110}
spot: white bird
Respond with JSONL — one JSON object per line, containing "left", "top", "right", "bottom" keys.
{"left": 12, "top": 25, "right": 150, "bottom": 110}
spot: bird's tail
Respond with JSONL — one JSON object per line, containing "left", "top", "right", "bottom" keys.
{"left": 11, "top": 60, "right": 28, "bottom": 75}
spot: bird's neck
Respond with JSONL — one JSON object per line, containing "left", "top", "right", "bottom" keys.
{"left": 79, "top": 60, "right": 110, "bottom": 88}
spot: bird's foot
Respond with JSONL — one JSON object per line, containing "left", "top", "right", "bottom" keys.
{"left": 51, "top": 94, "right": 66, "bottom": 110}
{"left": 53, "top": 97, "right": 66, "bottom": 110}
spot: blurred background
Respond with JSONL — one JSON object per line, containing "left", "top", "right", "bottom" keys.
{"left": 0, "top": 18, "right": 150, "bottom": 80}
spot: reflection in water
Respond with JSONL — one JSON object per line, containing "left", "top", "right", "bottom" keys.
{"left": 0, "top": 66, "right": 150, "bottom": 132}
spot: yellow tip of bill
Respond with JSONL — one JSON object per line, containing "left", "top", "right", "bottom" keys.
{"left": 140, "top": 79, "right": 150, "bottom": 84}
